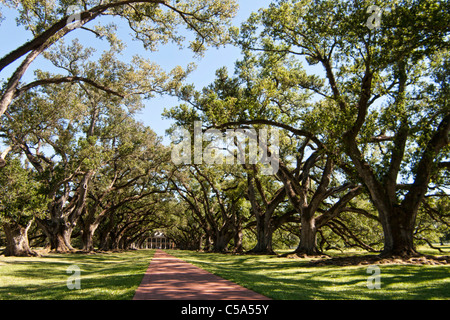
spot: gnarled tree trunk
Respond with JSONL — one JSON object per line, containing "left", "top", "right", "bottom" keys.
{"left": 212, "top": 230, "right": 234, "bottom": 253}
{"left": 246, "top": 174, "right": 285, "bottom": 255}
{"left": 377, "top": 205, "right": 418, "bottom": 257}
{"left": 80, "top": 207, "right": 108, "bottom": 252}
{"left": 3, "top": 221, "right": 37, "bottom": 256}
{"left": 248, "top": 212, "right": 275, "bottom": 254}
{"left": 36, "top": 217, "right": 74, "bottom": 252}
{"left": 37, "top": 171, "right": 94, "bottom": 252}
{"left": 81, "top": 222, "right": 100, "bottom": 252}
{"left": 295, "top": 213, "right": 319, "bottom": 255}
{"left": 233, "top": 228, "right": 244, "bottom": 253}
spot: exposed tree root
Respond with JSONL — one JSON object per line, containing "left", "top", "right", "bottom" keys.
{"left": 246, "top": 249, "right": 277, "bottom": 255}
{"left": 308, "top": 253, "right": 450, "bottom": 266}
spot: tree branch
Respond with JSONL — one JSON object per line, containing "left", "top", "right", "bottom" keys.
{"left": 214, "top": 119, "right": 324, "bottom": 148}
{"left": 402, "top": 113, "right": 450, "bottom": 212}
{"left": 438, "top": 161, "right": 450, "bottom": 170}
{"left": 14, "top": 76, "right": 125, "bottom": 99}
{"left": 0, "top": 0, "right": 165, "bottom": 73}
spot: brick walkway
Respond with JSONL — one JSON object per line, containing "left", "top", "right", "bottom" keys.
{"left": 133, "top": 250, "right": 270, "bottom": 300}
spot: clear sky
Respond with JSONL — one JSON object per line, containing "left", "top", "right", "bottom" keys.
{"left": 0, "top": 1, "right": 273, "bottom": 144}
{"left": 139, "top": 0, "right": 273, "bottom": 143}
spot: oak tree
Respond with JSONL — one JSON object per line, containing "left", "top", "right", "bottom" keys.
{"left": 239, "top": 0, "right": 450, "bottom": 257}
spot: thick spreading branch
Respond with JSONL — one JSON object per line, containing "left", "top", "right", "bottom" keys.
{"left": 14, "top": 76, "right": 125, "bottom": 99}
{"left": 0, "top": 0, "right": 165, "bottom": 72}
{"left": 216, "top": 119, "right": 324, "bottom": 148}
{"left": 402, "top": 113, "right": 450, "bottom": 212}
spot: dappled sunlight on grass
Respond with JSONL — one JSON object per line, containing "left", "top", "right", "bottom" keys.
{"left": 1, "top": 248, "right": 448, "bottom": 300}
{"left": 0, "top": 250, "right": 154, "bottom": 300}
{"left": 166, "top": 250, "right": 450, "bottom": 300}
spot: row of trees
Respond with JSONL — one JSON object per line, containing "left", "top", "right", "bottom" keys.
{"left": 164, "top": 0, "right": 450, "bottom": 257}
{"left": 1, "top": 0, "right": 449, "bottom": 258}
{"left": 0, "top": 0, "right": 237, "bottom": 256}
{"left": 0, "top": 49, "right": 174, "bottom": 254}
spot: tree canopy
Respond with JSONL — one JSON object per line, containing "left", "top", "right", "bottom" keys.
{"left": 0, "top": 0, "right": 448, "bottom": 259}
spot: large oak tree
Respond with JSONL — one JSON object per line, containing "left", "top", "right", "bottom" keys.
{"left": 238, "top": 0, "right": 450, "bottom": 257}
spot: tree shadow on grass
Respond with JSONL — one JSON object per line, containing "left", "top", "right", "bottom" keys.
{"left": 168, "top": 250, "right": 450, "bottom": 300}
{"left": 0, "top": 250, "right": 154, "bottom": 300}
{"left": 308, "top": 253, "right": 450, "bottom": 267}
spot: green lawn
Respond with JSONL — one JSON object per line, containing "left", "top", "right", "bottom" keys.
{"left": 0, "top": 250, "right": 154, "bottom": 300}
{"left": 1, "top": 248, "right": 449, "bottom": 300}
{"left": 166, "top": 249, "right": 450, "bottom": 300}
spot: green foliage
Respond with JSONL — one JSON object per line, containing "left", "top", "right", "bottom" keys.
{"left": 416, "top": 197, "right": 450, "bottom": 247}
{"left": 235, "top": 0, "right": 449, "bottom": 246}
{"left": 1, "top": 0, "right": 448, "bottom": 257}
{"left": 1, "top": 0, "right": 238, "bottom": 52}
{"left": 0, "top": 157, "right": 47, "bottom": 226}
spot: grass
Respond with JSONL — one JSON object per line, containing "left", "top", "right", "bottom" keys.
{"left": 1, "top": 247, "right": 449, "bottom": 300}
{"left": 166, "top": 248, "right": 450, "bottom": 300}
{"left": 0, "top": 249, "right": 154, "bottom": 300}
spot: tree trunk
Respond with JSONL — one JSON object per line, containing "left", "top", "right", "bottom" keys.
{"left": 212, "top": 231, "right": 233, "bottom": 252}
{"left": 233, "top": 228, "right": 244, "bottom": 254}
{"left": 379, "top": 206, "right": 418, "bottom": 257}
{"left": 110, "top": 230, "right": 124, "bottom": 251}
{"left": 98, "top": 217, "right": 115, "bottom": 251}
{"left": 295, "top": 214, "right": 320, "bottom": 255}
{"left": 248, "top": 212, "right": 275, "bottom": 254}
{"left": 36, "top": 217, "right": 74, "bottom": 252}
{"left": 246, "top": 175, "right": 285, "bottom": 255}
{"left": 99, "top": 233, "right": 112, "bottom": 251}
{"left": 204, "top": 235, "right": 213, "bottom": 251}
{"left": 3, "top": 221, "right": 37, "bottom": 256}
{"left": 81, "top": 222, "right": 100, "bottom": 252}
{"left": 111, "top": 237, "right": 121, "bottom": 251}
{"left": 198, "top": 234, "right": 204, "bottom": 251}
{"left": 80, "top": 208, "right": 106, "bottom": 252}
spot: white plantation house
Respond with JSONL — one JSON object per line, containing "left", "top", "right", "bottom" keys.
{"left": 145, "top": 232, "right": 175, "bottom": 250}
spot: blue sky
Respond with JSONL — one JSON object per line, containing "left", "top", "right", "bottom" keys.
{"left": 139, "top": 0, "right": 273, "bottom": 143}
{"left": 0, "top": 1, "right": 273, "bottom": 144}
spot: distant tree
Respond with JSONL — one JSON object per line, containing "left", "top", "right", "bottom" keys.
{"left": 416, "top": 196, "right": 450, "bottom": 251}
{"left": 170, "top": 164, "right": 247, "bottom": 252}
{"left": 1, "top": 39, "right": 185, "bottom": 252}
{"left": 81, "top": 119, "right": 170, "bottom": 252}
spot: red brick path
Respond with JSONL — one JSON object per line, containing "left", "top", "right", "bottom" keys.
{"left": 133, "top": 250, "right": 271, "bottom": 300}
